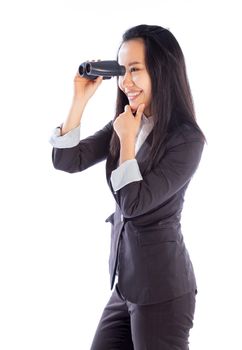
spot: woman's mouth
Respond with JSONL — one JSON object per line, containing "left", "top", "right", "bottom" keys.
{"left": 126, "top": 91, "right": 142, "bottom": 101}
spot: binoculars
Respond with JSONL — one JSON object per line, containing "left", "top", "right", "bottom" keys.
{"left": 78, "top": 60, "right": 126, "bottom": 80}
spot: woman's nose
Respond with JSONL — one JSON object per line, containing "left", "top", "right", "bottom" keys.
{"left": 120, "top": 71, "right": 134, "bottom": 89}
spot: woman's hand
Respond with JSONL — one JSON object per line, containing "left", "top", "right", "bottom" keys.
{"left": 114, "top": 104, "right": 145, "bottom": 164}
{"left": 73, "top": 72, "right": 103, "bottom": 103}
{"left": 113, "top": 104, "right": 145, "bottom": 142}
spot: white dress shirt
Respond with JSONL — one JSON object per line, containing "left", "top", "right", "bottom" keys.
{"left": 49, "top": 114, "right": 154, "bottom": 192}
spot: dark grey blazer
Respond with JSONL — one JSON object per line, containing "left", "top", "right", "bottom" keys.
{"left": 52, "top": 121, "right": 204, "bottom": 305}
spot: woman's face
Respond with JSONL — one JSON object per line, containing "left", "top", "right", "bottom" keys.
{"left": 118, "top": 38, "right": 152, "bottom": 116}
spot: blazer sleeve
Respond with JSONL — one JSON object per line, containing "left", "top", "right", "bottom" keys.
{"left": 114, "top": 127, "right": 205, "bottom": 218}
{"left": 52, "top": 120, "right": 113, "bottom": 173}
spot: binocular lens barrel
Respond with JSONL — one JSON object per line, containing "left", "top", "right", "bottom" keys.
{"left": 78, "top": 60, "right": 125, "bottom": 80}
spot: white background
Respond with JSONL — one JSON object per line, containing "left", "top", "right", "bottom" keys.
{"left": 0, "top": 0, "right": 241, "bottom": 349}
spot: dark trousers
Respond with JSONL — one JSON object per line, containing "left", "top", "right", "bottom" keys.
{"left": 90, "top": 284, "right": 196, "bottom": 350}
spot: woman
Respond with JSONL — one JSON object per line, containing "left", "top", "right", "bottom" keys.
{"left": 50, "top": 24, "right": 205, "bottom": 350}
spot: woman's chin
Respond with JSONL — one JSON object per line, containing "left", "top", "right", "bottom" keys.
{"left": 129, "top": 100, "right": 146, "bottom": 115}
{"left": 130, "top": 106, "right": 137, "bottom": 114}
{"left": 129, "top": 103, "right": 138, "bottom": 114}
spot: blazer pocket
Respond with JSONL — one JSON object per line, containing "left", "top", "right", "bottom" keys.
{"left": 105, "top": 213, "right": 115, "bottom": 225}
{"left": 137, "top": 227, "right": 177, "bottom": 246}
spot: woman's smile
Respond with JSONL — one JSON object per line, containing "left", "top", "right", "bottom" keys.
{"left": 126, "top": 90, "right": 142, "bottom": 101}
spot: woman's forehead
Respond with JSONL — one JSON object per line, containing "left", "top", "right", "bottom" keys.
{"left": 118, "top": 39, "right": 145, "bottom": 64}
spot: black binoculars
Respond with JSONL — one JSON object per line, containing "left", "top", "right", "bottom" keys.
{"left": 78, "top": 60, "right": 126, "bottom": 80}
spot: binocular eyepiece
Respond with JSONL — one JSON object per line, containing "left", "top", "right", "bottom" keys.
{"left": 78, "top": 60, "right": 125, "bottom": 80}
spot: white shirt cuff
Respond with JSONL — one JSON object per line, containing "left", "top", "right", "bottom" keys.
{"left": 49, "top": 125, "right": 80, "bottom": 148}
{"left": 110, "top": 159, "right": 143, "bottom": 192}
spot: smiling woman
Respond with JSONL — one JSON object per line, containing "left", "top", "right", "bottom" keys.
{"left": 118, "top": 38, "right": 152, "bottom": 116}
{"left": 50, "top": 24, "right": 205, "bottom": 350}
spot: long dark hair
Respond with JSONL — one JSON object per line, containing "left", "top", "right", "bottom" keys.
{"left": 109, "top": 24, "right": 205, "bottom": 173}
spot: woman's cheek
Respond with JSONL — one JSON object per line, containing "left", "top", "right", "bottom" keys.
{"left": 132, "top": 75, "right": 139, "bottom": 85}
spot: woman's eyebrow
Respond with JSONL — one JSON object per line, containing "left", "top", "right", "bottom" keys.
{"left": 128, "top": 61, "right": 142, "bottom": 66}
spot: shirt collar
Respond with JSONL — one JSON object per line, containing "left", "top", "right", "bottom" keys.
{"left": 142, "top": 113, "right": 154, "bottom": 126}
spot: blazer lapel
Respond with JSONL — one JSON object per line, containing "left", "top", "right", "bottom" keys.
{"left": 135, "top": 129, "right": 153, "bottom": 174}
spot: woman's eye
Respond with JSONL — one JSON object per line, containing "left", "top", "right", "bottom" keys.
{"left": 130, "top": 67, "right": 138, "bottom": 72}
